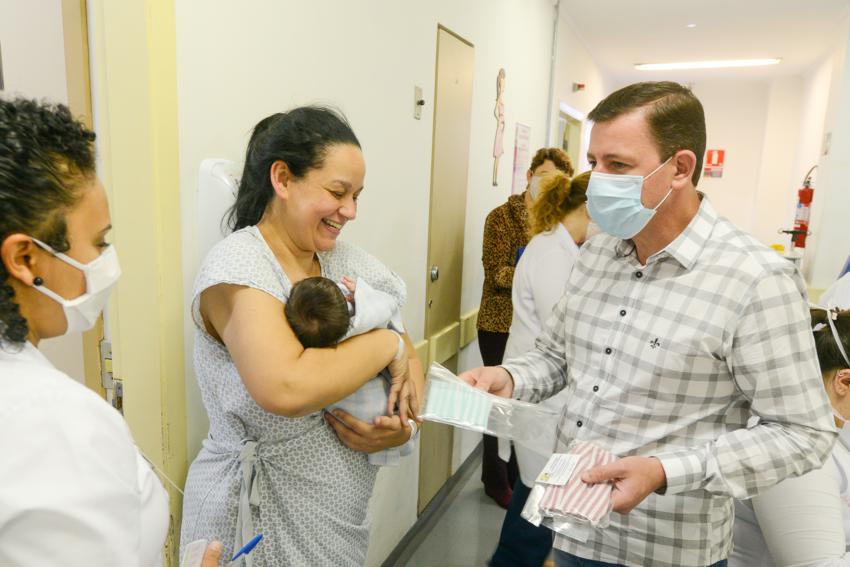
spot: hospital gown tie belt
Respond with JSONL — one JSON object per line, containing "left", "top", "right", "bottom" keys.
{"left": 236, "top": 439, "right": 261, "bottom": 567}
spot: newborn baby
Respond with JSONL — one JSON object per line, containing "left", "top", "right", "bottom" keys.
{"left": 285, "top": 275, "right": 413, "bottom": 466}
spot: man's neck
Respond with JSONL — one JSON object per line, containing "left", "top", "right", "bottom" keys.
{"left": 632, "top": 190, "right": 701, "bottom": 265}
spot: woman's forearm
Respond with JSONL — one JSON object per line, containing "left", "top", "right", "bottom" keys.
{"left": 271, "top": 329, "right": 400, "bottom": 416}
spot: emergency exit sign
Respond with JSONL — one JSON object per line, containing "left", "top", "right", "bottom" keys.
{"left": 704, "top": 149, "right": 725, "bottom": 178}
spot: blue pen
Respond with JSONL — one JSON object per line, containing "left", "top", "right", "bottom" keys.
{"left": 231, "top": 534, "right": 263, "bottom": 563}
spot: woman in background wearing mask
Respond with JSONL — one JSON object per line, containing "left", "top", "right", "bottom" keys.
{"left": 477, "top": 147, "right": 573, "bottom": 508}
{"left": 489, "top": 171, "right": 592, "bottom": 567}
{"left": 730, "top": 306, "right": 850, "bottom": 567}
{"left": 0, "top": 98, "right": 220, "bottom": 567}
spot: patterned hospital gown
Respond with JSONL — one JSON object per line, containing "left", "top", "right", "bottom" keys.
{"left": 180, "top": 226, "right": 406, "bottom": 566}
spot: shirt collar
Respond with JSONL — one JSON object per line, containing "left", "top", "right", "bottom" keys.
{"left": 0, "top": 340, "right": 54, "bottom": 367}
{"left": 553, "top": 223, "right": 580, "bottom": 253}
{"left": 614, "top": 193, "right": 717, "bottom": 270}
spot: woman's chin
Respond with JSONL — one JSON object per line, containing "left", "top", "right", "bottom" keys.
{"left": 315, "top": 234, "right": 339, "bottom": 251}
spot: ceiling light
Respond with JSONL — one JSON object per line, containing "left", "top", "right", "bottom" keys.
{"left": 686, "top": 23, "right": 697, "bottom": 28}
{"left": 635, "top": 58, "right": 781, "bottom": 71}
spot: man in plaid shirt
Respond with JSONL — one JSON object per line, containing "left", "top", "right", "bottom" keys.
{"left": 462, "top": 81, "right": 836, "bottom": 567}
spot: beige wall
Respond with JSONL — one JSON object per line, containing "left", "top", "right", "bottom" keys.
{"left": 807, "top": 19, "right": 850, "bottom": 287}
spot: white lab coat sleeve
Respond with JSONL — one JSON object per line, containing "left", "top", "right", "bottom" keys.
{"left": 750, "top": 460, "right": 850, "bottom": 566}
{"left": 0, "top": 389, "right": 144, "bottom": 567}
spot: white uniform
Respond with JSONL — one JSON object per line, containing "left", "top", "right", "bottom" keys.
{"left": 0, "top": 341, "right": 168, "bottom": 567}
{"left": 501, "top": 224, "right": 580, "bottom": 487}
{"left": 730, "top": 432, "right": 850, "bottom": 566}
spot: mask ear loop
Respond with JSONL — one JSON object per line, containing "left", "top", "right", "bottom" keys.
{"left": 826, "top": 306, "right": 850, "bottom": 368}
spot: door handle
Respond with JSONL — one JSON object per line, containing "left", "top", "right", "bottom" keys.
{"left": 430, "top": 265, "right": 440, "bottom": 282}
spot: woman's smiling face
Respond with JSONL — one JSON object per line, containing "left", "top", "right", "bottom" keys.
{"left": 281, "top": 143, "right": 365, "bottom": 252}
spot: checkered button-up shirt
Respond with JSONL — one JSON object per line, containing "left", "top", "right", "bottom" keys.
{"left": 502, "top": 196, "right": 836, "bottom": 566}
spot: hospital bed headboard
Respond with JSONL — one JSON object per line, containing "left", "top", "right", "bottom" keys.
{"left": 197, "top": 158, "right": 240, "bottom": 262}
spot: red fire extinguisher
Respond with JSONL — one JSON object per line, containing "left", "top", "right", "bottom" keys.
{"left": 782, "top": 165, "right": 817, "bottom": 250}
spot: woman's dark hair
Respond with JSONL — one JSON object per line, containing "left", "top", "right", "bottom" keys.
{"left": 227, "top": 106, "right": 360, "bottom": 231}
{"left": 0, "top": 97, "right": 96, "bottom": 345}
{"left": 811, "top": 308, "right": 850, "bottom": 373}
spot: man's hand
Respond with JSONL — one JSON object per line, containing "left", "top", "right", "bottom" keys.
{"left": 581, "top": 456, "right": 667, "bottom": 514}
{"left": 458, "top": 366, "right": 514, "bottom": 398}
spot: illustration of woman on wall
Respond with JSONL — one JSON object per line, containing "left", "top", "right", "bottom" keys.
{"left": 492, "top": 68, "right": 506, "bottom": 186}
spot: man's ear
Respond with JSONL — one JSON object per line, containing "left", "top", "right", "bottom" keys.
{"left": 671, "top": 150, "right": 697, "bottom": 188}
{"left": 1, "top": 234, "right": 40, "bottom": 285}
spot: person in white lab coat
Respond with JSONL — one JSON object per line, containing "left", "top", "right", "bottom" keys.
{"left": 0, "top": 97, "right": 221, "bottom": 567}
{"left": 730, "top": 306, "right": 850, "bottom": 567}
{"left": 489, "top": 171, "right": 592, "bottom": 567}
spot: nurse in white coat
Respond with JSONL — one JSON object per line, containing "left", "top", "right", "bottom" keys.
{"left": 489, "top": 171, "right": 592, "bottom": 567}
{"left": 730, "top": 306, "right": 850, "bottom": 567}
{"left": 0, "top": 98, "right": 221, "bottom": 567}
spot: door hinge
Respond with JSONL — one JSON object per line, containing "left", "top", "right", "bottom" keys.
{"left": 100, "top": 339, "right": 123, "bottom": 413}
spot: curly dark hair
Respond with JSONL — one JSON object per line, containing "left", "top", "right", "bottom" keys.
{"left": 0, "top": 97, "right": 96, "bottom": 346}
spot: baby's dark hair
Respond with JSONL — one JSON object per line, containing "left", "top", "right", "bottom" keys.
{"left": 285, "top": 277, "right": 351, "bottom": 348}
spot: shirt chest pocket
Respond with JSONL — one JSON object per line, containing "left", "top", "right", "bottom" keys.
{"left": 608, "top": 337, "right": 733, "bottom": 418}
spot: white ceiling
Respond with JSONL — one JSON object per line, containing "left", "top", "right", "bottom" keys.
{"left": 560, "top": 0, "right": 850, "bottom": 84}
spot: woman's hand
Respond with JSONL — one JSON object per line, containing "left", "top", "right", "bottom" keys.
{"left": 201, "top": 541, "right": 223, "bottom": 567}
{"left": 324, "top": 409, "right": 412, "bottom": 453}
{"left": 386, "top": 353, "right": 419, "bottom": 423}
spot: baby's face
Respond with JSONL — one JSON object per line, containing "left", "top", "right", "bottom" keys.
{"left": 340, "top": 276, "right": 356, "bottom": 301}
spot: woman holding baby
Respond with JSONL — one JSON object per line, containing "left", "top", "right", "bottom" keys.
{"left": 180, "top": 107, "right": 423, "bottom": 566}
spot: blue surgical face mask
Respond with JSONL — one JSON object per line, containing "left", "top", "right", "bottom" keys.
{"left": 586, "top": 157, "right": 673, "bottom": 239}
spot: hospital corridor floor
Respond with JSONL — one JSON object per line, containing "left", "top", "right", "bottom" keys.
{"left": 395, "top": 462, "right": 506, "bottom": 566}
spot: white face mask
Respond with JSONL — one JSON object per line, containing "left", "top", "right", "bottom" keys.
{"left": 529, "top": 176, "right": 542, "bottom": 200}
{"left": 31, "top": 238, "right": 122, "bottom": 335}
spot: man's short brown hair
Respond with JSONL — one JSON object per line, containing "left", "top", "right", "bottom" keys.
{"left": 588, "top": 82, "right": 706, "bottom": 186}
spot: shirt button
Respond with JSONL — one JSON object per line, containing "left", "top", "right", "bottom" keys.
{"left": 605, "top": 347, "right": 612, "bottom": 354}
{"left": 593, "top": 385, "right": 599, "bottom": 392}
{"left": 619, "top": 309, "right": 626, "bottom": 316}
{"left": 635, "top": 271, "right": 643, "bottom": 279}
{"left": 577, "top": 420, "right": 583, "bottom": 427}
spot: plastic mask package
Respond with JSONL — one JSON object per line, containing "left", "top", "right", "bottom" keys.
{"left": 521, "top": 439, "right": 617, "bottom": 543}
{"left": 420, "top": 362, "right": 562, "bottom": 458}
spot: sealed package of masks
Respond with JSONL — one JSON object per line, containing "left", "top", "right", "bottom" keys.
{"left": 521, "top": 439, "right": 617, "bottom": 543}
{"left": 420, "top": 362, "right": 562, "bottom": 459}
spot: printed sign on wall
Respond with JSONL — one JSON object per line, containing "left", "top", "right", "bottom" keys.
{"left": 704, "top": 149, "right": 725, "bottom": 178}
{"left": 511, "top": 123, "right": 531, "bottom": 194}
